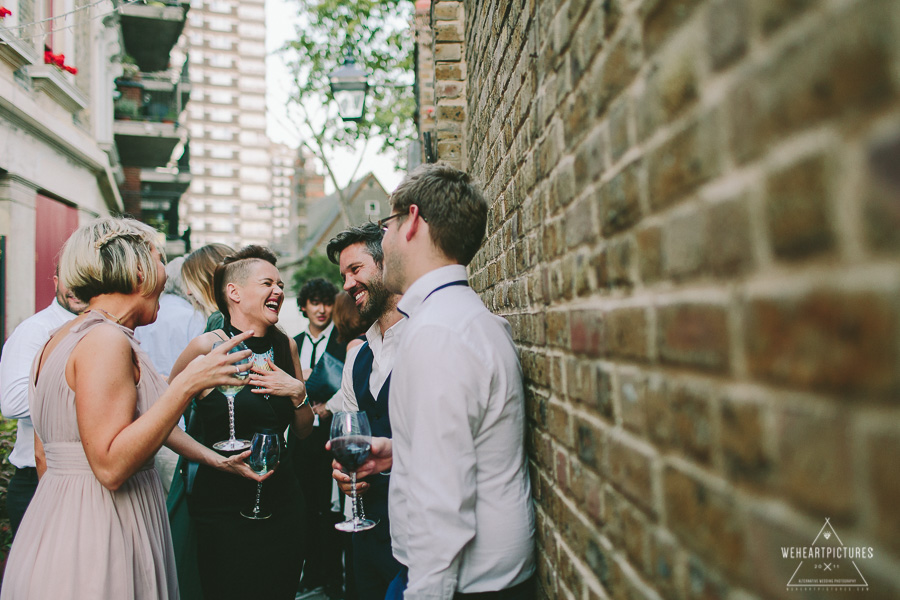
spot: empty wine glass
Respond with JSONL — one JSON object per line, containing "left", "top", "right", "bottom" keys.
{"left": 212, "top": 340, "right": 251, "bottom": 452}
{"left": 242, "top": 429, "right": 281, "bottom": 520}
{"left": 330, "top": 411, "right": 377, "bottom": 532}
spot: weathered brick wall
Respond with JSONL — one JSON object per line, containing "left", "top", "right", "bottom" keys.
{"left": 456, "top": 0, "right": 900, "bottom": 598}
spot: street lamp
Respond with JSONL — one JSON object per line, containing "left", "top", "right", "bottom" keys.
{"left": 329, "top": 57, "right": 369, "bottom": 122}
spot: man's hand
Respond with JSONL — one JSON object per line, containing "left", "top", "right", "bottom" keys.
{"left": 327, "top": 436, "right": 393, "bottom": 496}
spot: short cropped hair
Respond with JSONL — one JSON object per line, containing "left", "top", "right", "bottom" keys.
{"left": 60, "top": 217, "right": 164, "bottom": 302}
{"left": 390, "top": 163, "right": 488, "bottom": 266}
{"left": 213, "top": 245, "right": 278, "bottom": 318}
{"left": 297, "top": 278, "right": 338, "bottom": 313}
{"left": 182, "top": 243, "right": 233, "bottom": 316}
{"left": 325, "top": 222, "right": 384, "bottom": 267}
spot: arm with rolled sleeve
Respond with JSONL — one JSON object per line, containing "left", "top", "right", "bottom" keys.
{"left": 0, "top": 319, "right": 50, "bottom": 420}
{"left": 398, "top": 325, "right": 487, "bottom": 600}
{"left": 326, "top": 344, "right": 361, "bottom": 413}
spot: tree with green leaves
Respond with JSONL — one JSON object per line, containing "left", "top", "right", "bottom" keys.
{"left": 281, "top": 0, "right": 416, "bottom": 228}
{"left": 290, "top": 251, "right": 342, "bottom": 295}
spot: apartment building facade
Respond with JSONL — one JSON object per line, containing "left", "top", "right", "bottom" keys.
{"left": 178, "top": 0, "right": 273, "bottom": 248}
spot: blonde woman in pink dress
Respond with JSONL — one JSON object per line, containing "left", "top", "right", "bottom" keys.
{"left": 1, "top": 218, "right": 265, "bottom": 599}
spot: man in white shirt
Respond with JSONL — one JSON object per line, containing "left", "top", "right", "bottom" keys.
{"left": 0, "top": 270, "right": 87, "bottom": 535}
{"left": 367, "top": 163, "right": 536, "bottom": 600}
{"left": 324, "top": 222, "right": 405, "bottom": 600}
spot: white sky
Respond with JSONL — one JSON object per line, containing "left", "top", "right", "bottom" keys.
{"left": 265, "top": 0, "right": 405, "bottom": 196}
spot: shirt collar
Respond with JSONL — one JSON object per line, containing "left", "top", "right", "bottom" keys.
{"left": 49, "top": 298, "right": 76, "bottom": 320}
{"left": 396, "top": 264, "right": 469, "bottom": 319}
{"left": 365, "top": 315, "right": 406, "bottom": 355}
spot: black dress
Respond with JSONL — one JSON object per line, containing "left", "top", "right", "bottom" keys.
{"left": 187, "top": 326, "right": 306, "bottom": 600}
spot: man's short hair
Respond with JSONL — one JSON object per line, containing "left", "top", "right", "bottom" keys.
{"left": 297, "top": 278, "right": 338, "bottom": 313}
{"left": 325, "top": 222, "right": 384, "bottom": 267}
{"left": 389, "top": 163, "right": 488, "bottom": 266}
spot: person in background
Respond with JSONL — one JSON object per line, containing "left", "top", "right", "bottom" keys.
{"left": 322, "top": 222, "right": 405, "bottom": 600}
{"left": 135, "top": 256, "right": 206, "bottom": 377}
{"left": 352, "top": 164, "right": 536, "bottom": 600}
{"left": 291, "top": 277, "right": 346, "bottom": 597}
{"left": 182, "top": 242, "right": 233, "bottom": 331}
{"left": 0, "top": 268, "right": 87, "bottom": 537}
{"left": 1, "top": 217, "right": 261, "bottom": 599}
{"left": 134, "top": 256, "right": 206, "bottom": 495}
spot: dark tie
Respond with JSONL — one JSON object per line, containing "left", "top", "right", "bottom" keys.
{"left": 307, "top": 334, "right": 324, "bottom": 369}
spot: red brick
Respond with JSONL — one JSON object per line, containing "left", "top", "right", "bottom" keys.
{"left": 608, "top": 433, "right": 656, "bottom": 515}
{"left": 765, "top": 154, "right": 835, "bottom": 260}
{"left": 744, "top": 289, "right": 899, "bottom": 396}
{"left": 606, "top": 306, "right": 649, "bottom": 361}
{"left": 570, "top": 309, "right": 605, "bottom": 357}
{"left": 864, "top": 132, "right": 900, "bottom": 252}
{"left": 658, "top": 302, "right": 731, "bottom": 372}
{"left": 647, "top": 118, "right": 720, "bottom": 211}
{"left": 663, "top": 466, "right": 746, "bottom": 580}
{"left": 776, "top": 405, "right": 854, "bottom": 518}
{"left": 719, "top": 394, "right": 772, "bottom": 488}
{"left": 600, "top": 161, "right": 643, "bottom": 236}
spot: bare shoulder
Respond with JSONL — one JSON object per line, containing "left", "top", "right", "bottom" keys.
{"left": 76, "top": 323, "right": 132, "bottom": 358}
{"left": 185, "top": 330, "right": 224, "bottom": 356}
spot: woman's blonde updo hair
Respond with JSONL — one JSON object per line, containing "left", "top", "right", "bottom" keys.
{"left": 181, "top": 243, "right": 233, "bottom": 317}
{"left": 59, "top": 217, "right": 164, "bottom": 303}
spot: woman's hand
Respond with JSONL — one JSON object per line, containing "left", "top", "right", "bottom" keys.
{"left": 172, "top": 331, "right": 255, "bottom": 398}
{"left": 248, "top": 358, "right": 306, "bottom": 402}
{"left": 216, "top": 449, "right": 275, "bottom": 482}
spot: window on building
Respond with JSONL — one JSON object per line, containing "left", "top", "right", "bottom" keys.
{"left": 209, "top": 73, "right": 234, "bottom": 86}
{"left": 366, "top": 201, "right": 380, "bottom": 216}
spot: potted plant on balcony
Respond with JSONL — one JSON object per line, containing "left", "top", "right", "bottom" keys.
{"left": 114, "top": 97, "right": 139, "bottom": 120}
{"left": 120, "top": 55, "right": 140, "bottom": 80}
{"left": 162, "top": 109, "right": 178, "bottom": 124}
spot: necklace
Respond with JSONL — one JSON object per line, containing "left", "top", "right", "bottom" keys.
{"left": 90, "top": 308, "right": 123, "bottom": 324}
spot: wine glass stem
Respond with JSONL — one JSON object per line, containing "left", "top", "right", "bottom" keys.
{"left": 350, "top": 472, "right": 359, "bottom": 522}
{"left": 253, "top": 481, "right": 263, "bottom": 516}
{"left": 227, "top": 395, "right": 237, "bottom": 441}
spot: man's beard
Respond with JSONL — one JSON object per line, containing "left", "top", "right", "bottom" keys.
{"left": 359, "top": 277, "right": 391, "bottom": 323}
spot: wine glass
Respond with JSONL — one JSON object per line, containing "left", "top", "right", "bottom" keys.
{"left": 212, "top": 340, "right": 251, "bottom": 452}
{"left": 330, "top": 411, "right": 377, "bottom": 532}
{"left": 241, "top": 429, "right": 281, "bottom": 520}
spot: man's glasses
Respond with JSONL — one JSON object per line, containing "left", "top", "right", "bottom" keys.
{"left": 377, "top": 212, "right": 404, "bottom": 233}
{"left": 377, "top": 206, "right": 427, "bottom": 233}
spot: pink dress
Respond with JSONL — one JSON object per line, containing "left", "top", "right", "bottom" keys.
{"left": 1, "top": 313, "right": 179, "bottom": 599}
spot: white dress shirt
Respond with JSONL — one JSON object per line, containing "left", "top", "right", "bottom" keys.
{"left": 0, "top": 299, "right": 77, "bottom": 468}
{"left": 298, "top": 321, "right": 335, "bottom": 370}
{"left": 327, "top": 319, "right": 406, "bottom": 413}
{"left": 389, "top": 265, "right": 535, "bottom": 600}
{"left": 134, "top": 293, "right": 206, "bottom": 378}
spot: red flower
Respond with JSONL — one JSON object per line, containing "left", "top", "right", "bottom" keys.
{"left": 0, "top": 7, "right": 12, "bottom": 18}
{"left": 64, "top": 65, "right": 77, "bottom": 75}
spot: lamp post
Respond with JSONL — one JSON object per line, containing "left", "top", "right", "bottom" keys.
{"left": 328, "top": 57, "right": 369, "bottom": 122}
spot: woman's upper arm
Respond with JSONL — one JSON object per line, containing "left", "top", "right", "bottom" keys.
{"left": 71, "top": 327, "right": 140, "bottom": 474}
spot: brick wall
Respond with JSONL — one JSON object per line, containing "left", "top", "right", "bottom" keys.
{"left": 449, "top": 0, "right": 900, "bottom": 597}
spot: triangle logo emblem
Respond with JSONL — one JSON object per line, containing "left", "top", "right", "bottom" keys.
{"left": 783, "top": 518, "right": 872, "bottom": 591}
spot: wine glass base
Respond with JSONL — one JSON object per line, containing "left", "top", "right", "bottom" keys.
{"left": 241, "top": 510, "right": 272, "bottom": 520}
{"left": 335, "top": 518, "right": 378, "bottom": 532}
{"left": 213, "top": 438, "right": 251, "bottom": 452}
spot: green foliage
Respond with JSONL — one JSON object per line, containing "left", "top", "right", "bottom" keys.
{"left": 281, "top": 0, "right": 416, "bottom": 160}
{"left": 0, "top": 418, "right": 18, "bottom": 562}
{"left": 291, "top": 251, "right": 343, "bottom": 294}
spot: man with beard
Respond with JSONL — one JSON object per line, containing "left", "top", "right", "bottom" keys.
{"left": 0, "top": 267, "right": 88, "bottom": 536}
{"left": 323, "top": 221, "right": 405, "bottom": 600}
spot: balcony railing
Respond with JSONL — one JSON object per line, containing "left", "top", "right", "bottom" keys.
{"left": 118, "top": 1, "right": 190, "bottom": 73}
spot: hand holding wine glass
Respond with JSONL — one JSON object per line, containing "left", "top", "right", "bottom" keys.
{"left": 330, "top": 411, "right": 377, "bottom": 532}
{"left": 211, "top": 340, "right": 251, "bottom": 452}
{"left": 242, "top": 429, "right": 281, "bottom": 520}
